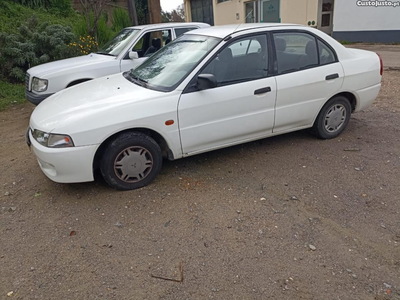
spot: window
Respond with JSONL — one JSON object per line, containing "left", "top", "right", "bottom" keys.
{"left": 273, "top": 32, "right": 318, "bottom": 74}
{"left": 200, "top": 35, "right": 268, "bottom": 85}
{"left": 132, "top": 29, "right": 172, "bottom": 58}
{"left": 98, "top": 29, "right": 140, "bottom": 56}
{"left": 128, "top": 35, "right": 220, "bottom": 91}
{"left": 175, "top": 27, "right": 197, "bottom": 38}
{"left": 217, "top": 0, "right": 229, "bottom": 3}
{"left": 318, "top": 40, "right": 335, "bottom": 65}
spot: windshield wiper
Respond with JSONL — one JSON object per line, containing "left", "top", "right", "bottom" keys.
{"left": 97, "top": 52, "right": 116, "bottom": 57}
{"left": 129, "top": 73, "right": 148, "bottom": 87}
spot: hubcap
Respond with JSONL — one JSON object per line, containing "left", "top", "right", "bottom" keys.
{"left": 324, "top": 104, "right": 347, "bottom": 133}
{"left": 114, "top": 147, "right": 153, "bottom": 183}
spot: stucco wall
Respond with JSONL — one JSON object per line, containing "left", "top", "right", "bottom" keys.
{"left": 333, "top": 0, "right": 400, "bottom": 31}
{"left": 211, "top": 0, "right": 319, "bottom": 26}
{"left": 332, "top": 0, "right": 400, "bottom": 43}
{"left": 280, "top": 0, "right": 318, "bottom": 25}
{"left": 213, "top": 0, "right": 242, "bottom": 25}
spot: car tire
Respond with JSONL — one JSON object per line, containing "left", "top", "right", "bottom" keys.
{"left": 99, "top": 132, "right": 162, "bottom": 190}
{"left": 311, "top": 96, "right": 352, "bottom": 139}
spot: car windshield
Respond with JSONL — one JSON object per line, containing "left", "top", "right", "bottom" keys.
{"left": 98, "top": 28, "right": 140, "bottom": 56}
{"left": 128, "top": 34, "right": 221, "bottom": 91}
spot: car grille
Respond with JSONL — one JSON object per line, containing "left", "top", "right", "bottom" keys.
{"left": 25, "top": 73, "right": 30, "bottom": 91}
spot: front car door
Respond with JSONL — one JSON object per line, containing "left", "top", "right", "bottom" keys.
{"left": 178, "top": 33, "right": 277, "bottom": 155}
{"left": 120, "top": 29, "right": 172, "bottom": 72}
{"left": 271, "top": 30, "right": 344, "bottom": 132}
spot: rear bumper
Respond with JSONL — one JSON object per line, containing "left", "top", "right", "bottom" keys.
{"left": 28, "top": 129, "right": 98, "bottom": 183}
{"left": 354, "top": 83, "right": 381, "bottom": 112}
{"left": 25, "top": 90, "right": 53, "bottom": 105}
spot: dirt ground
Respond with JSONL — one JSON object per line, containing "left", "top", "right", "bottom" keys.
{"left": 1, "top": 46, "right": 400, "bottom": 300}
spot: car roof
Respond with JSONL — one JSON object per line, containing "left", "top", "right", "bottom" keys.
{"left": 186, "top": 23, "right": 305, "bottom": 39}
{"left": 126, "top": 22, "right": 210, "bottom": 30}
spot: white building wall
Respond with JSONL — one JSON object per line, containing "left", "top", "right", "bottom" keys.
{"left": 333, "top": 0, "right": 400, "bottom": 42}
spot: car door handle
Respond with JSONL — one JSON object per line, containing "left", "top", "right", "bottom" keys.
{"left": 326, "top": 73, "right": 339, "bottom": 80}
{"left": 254, "top": 87, "right": 271, "bottom": 95}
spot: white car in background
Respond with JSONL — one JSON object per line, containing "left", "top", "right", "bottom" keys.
{"left": 25, "top": 22, "right": 209, "bottom": 105}
{"left": 27, "top": 24, "right": 382, "bottom": 190}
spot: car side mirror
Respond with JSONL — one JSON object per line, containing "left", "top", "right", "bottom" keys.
{"left": 129, "top": 51, "right": 139, "bottom": 60}
{"left": 197, "top": 74, "right": 217, "bottom": 91}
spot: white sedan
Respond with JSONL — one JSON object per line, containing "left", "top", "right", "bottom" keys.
{"left": 27, "top": 24, "right": 382, "bottom": 190}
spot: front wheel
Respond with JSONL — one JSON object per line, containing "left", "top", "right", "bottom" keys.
{"left": 311, "top": 96, "right": 352, "bottom": 139}
{"left": 100, "top": 132, "right": 162, "bottom": 190}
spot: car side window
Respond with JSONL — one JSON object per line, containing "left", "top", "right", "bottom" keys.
{"left": 132, "top": 29, "right": 172, "bottom": 58}
{"left": 318, "top": 40, "right": 336, "bottom": 65}
{"left": 200, "top": 35, "right": 268, "bottom": 86}
{"left": 175, "top": 27, "right": 196, "bottom": 38}
{"left": 273, "top": 32, "right": 319, "bottom": 74}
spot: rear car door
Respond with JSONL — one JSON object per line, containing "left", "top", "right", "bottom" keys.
{"left": 272, "top": 30, "right": 344, "bottom": 132}
{"left": 178, "top": 34, "right": 277, "bottom": 155}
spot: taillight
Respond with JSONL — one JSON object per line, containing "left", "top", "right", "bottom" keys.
{"left": 377, "top": 53, "right": 383, "bottom": 76}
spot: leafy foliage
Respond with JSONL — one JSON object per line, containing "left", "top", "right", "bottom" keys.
{"left": 68, "top": 35, "right": 98, "bottom": 55}
{"left": 0, "top": 1, "right": 79, "bottom": 34}
{"left": 9, "top": 0, "right": 73, "bottom": 17}
{"left": 113, "top": 7, "right": 131, "bottom": 32}
{"left": 162, "top": 4, "right": 185, "bottom": 23}
{"left": 0, "top": 16, "right": 76, "bottom": 82}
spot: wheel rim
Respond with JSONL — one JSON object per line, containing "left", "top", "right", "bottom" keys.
{"left": 114, "top": 146, "right": 153, "bottom": 183}
{"left": 324, "top": 104, "right": 347, "bottom": 133}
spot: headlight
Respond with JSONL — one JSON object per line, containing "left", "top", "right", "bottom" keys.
{"left": 33, "top": 130, "right": 74, "bottom": 148}
{"left": 32, "top": 78, "right": 48, "bottom": 92}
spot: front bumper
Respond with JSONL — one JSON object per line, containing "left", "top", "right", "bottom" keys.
{"left": 28, "top": 129, "right": 98, "bottom": 183}
{"left": 25, "top": 90, "right": 53, "bottom": 105}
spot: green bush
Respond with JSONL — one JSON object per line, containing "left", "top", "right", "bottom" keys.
{"left": 9, "top": 0, "right": 73, "bottom": 16}
{"left": 112, "top": 8, "right": 131, "bottom": 32}
{"left": 0, "top": 1, "right": 79, "bottom": 34}
{"left": 0, "top": 16, "right": 77, "bottom": 82}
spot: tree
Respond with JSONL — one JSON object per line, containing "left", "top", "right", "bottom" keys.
{"left": 78, "top": 0, "right": 112, "bottom": 42}
{"left": 127, "top": 0, "right": 139, "bottom": 26}
{"left": 161, "top": 4, "right": 185, "bottom": 23}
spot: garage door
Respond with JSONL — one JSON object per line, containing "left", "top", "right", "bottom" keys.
{"left": 191, "top": 0, "right": 214, "bottom": 25}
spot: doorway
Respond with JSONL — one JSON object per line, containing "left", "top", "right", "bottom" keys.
{"left": 318, "top": 0, "right": 334, "bottom": 35}
{"left": 245, "top": 1, "right": 259, "bottom": 23}
{"left": 191, "top": 0, "right": 214, "bottom": 25}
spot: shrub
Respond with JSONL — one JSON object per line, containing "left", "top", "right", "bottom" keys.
{"left": 68, "top": 35, "right": 98, "bottom": 55}
{"left": 0, "top": 16, "right": 77, "bottom": 82}
{"left": 112, "top": 8, "right": 131, "bottom": 32}
{"left": 9, "top": 0, "right": 73, "bottom": 17}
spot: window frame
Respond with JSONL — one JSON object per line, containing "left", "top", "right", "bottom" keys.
{"left": 270, "top": 29, "right": 339, "bottom": 76}
{"left": 122, "top": 28, "right": 172, "bottom": 59}
{"left": 183, "top": 32, "right": 274, "bottom": 94}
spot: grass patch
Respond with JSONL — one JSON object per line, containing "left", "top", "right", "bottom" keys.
{"left": 0, "top": 81, "right": 26, "bottom": 110}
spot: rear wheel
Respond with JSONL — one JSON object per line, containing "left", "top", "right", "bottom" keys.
{"left": 311, "top": 96, "right": 351, "bottom": 139}
{"left": 99, "top": 132, "right": 162, "bottom": 190}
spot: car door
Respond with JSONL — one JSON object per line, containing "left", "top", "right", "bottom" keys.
{"left": 272, "top": 31, "right": 344, "bottom": 132}
{"left": 120, "top": 29, "right": 173, "bottom": 72}
{"left": 178, "top": 34, "right": 277, "bottom": 155}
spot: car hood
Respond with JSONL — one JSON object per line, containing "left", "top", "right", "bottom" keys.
{"left": 27, "top": 53, "right": 116, "bottom": 78}
{"left": 30, "top": 73, "right": 164, "bottom": 133}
